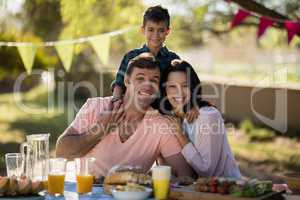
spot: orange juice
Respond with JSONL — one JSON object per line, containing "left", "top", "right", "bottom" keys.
{"left": 153, "top": 179, "right": 170, "bottom": 200}
{"left": 152, "top": 166, "right": 171, "bottom": 200}
{"left": 48, "top": 174, "right": 65, "bottom": 195}
{"left": 42, "top": 180, "right": 48, "bottom": 190}
{"left": 76, "top": 175, "right": 93, "bottom": 194}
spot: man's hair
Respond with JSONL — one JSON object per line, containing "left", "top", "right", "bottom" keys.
{"left": 126, "top": 52, "right": 160, "bottom": 76}
{"left": 143, "top": 5, "right": 170, "bottom": 28}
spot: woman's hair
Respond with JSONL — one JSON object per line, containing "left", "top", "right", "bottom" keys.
{"left": 160, "top": 59, "right": 212, "bottom": 114}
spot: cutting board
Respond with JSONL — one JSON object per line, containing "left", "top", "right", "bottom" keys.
{"left": 169, "top": 185, "right": 284, "bottom": 200}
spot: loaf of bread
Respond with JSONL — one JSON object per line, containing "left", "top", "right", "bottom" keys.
{"left": 103, "top": 171, "right": 152, "bottom": 195}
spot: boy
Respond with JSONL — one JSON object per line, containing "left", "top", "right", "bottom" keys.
{"left": 112, "top": 5, "right": 179, "bottom": 100}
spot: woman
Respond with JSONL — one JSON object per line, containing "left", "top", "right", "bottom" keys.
{"left": 161, "top": 59, "right": 241, "bottom": 179}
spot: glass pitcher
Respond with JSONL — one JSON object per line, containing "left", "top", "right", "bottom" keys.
{"left": 20, "top": 134, "right": 50, "bottom": 181}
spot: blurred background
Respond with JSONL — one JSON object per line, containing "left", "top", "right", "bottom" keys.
{"left": 0, "top": 0, "right": 299, "bottom": 181}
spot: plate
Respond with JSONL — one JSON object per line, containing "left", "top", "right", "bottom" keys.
{"left": 111, "top": 187, "right": 152, "bottom": 200}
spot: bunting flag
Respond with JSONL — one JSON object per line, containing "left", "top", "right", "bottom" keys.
{"left": 90, "top": 34, "right": 111, "bottom": 65}
{"left": 230, "top": 9, "right": 251, "bottom": 28}
{"left": 226, "top": 0, "right": 300, "bottom": 45}
{"left": 257, "top": 16, "right": 274, "bottom": 39}
{"left": 0, "top": 27, "right": 134, "bottom": 73}
{"left": 284, "top": 21, "right": 300, "bottom": 44}
{"left": 17, "top": 44, "right": 37, "bottom": 74}
{"left": 55, "top": 43, "right": 74, "bottom": 72}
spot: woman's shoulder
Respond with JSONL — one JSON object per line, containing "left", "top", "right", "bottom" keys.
{"left": 197, "top": 106, "right": 223, "bottom": 122}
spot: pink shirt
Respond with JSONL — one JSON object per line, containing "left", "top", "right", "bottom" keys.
{"left": 69, "top": 97, "right": 182, "bottom": 176}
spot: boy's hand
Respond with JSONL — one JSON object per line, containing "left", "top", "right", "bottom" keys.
{"left": 112, "top": 84, "right": 123, "bottom": 99}
{"left": 185, "top": 107, "right": 199, "bottom": 123}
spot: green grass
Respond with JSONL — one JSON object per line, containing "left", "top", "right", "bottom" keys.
{"left": 228, "top": 130, "right": 300, "bottom": 179}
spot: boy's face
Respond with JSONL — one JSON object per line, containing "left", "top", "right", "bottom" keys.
{"left": 141, "top": 20, "right": 170, "bottom": 49}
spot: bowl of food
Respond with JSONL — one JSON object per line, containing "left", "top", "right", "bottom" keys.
{"left": 284, "top": 172, "right": 300, "bottom": 193}
{"left": 111, "top": 183, "right": 152, "bottom": 200}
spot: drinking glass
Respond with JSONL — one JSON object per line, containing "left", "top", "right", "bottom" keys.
{"left": 5, "top": 153, "right": 24, "bottom": 178}
{"left": 152, "top": 166, "right": 171, "bottom": 200}
{"left": 75, "top": 157, "right": 95, "bottom": 194}
{"left": 47, "top": 158, "right": 67, "bottom": 196}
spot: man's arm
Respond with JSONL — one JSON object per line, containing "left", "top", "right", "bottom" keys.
{"left": 56, "top": 124, "right": 106, "bottom": 160}
{"left": 164, "top": 153, "right": 195, "bottom": 177}
{"left": 56, "top": 99, "right": 124, "bottom": 160}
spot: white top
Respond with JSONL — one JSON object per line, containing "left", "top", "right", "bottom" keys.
{"left": 181, "top": 106, "right": 241, "bottom": 179}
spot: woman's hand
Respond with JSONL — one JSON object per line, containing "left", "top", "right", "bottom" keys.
{"left": 185, "top": 107, "right": 199, "bottom": 123}
{"left": 166, "top": 115, "right": 189, "bottom": 147}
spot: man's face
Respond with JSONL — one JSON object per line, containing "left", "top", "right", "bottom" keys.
{"left": 125, "top": 67, "right": 160, "bottom": 110}
{"left": 141, "top": 20, "right": 170, "bottom": 49}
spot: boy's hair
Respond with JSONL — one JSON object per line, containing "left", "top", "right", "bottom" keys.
{"left": 126, "top": 52, "right": 160, "bottom": 76}
{"left": 143, "top": 5, "right": 170, "bottom": 28}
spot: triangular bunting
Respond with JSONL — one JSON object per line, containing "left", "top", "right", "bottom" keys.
{"left": 90, "top": 35, "right": 111, "bottom": 65}
{"left": 257, "top": 16, "right": 274, "bottom": 39}
{"left": 230, "top": 9, "right": 251, "bottom": 28}
{"left": 284, "top": 21, "right": 300, "bottom": 44}
{"left": 17, "top": 44, "right": 37, "bottom": 74}
{"left": 55, "top": 42, "right": 74, "bottom": 72}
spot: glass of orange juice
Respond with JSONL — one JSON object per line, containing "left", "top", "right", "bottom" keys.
{"left": 152, "top": 166, "right": 171, "bottom": 200}
{"left": 75, "top": 157, "right": 95, "bottom": 194}
{"left": 47, "top": 158, "right": 66, "bottom": 196}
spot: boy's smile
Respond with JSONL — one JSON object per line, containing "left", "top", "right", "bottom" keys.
{"left": 141, "top": 21, "right": 170, "bottom": 51}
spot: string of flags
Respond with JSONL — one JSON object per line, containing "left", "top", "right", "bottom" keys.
{"left": 227, "top": 1, "right": 300, "bottom": 44}
{"left": 0, "top": 27, "right": 136, "bottom": 74}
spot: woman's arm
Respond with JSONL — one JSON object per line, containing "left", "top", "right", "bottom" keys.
{"left": 180, "top": 108, "right": 225, "bottom": 176}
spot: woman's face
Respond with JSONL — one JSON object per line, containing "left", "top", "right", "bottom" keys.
{"left": 166, "top": 71, "right": 191, "bottom": 111}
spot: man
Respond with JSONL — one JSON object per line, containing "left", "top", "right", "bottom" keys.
{"left": 56, "top": 53, "right": 193, "bottom": 177}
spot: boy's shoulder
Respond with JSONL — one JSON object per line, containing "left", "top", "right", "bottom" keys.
{"left": 160, "top": 45, "right": 180, "bottom": 59}
{"left": 124, "top": 47, "right": 146, "bottom": 59}
{"left": 124, "top": 45, "right": 180, "bottom": 59}
{"left": 167, "top": 49, "right": 180, "bottom": 59}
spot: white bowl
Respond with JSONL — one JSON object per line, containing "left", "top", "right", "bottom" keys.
{"left": 111, "top": 187, "right": 152, "bottom": 200}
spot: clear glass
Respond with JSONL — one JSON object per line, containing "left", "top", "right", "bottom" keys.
{"left": 152, "top": 166, "right": 171, "bottom": 200}
{"left": 20, "top": 133, "right": 50, "bottom": 181}
{"left": 48, "top": 158, "right": 67, "bottom": 196}
{"left": 5, "top": 153, "right": 24, "bottom": 178}
{"left": 75, "top": 157, "right": 95, "bottom": 194}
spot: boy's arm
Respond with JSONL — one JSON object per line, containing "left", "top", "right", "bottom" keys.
{"left": 112, "top": 54, "right": 131, "bottom": 97}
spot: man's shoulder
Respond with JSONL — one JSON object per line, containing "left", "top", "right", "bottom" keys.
{"left": 82, "top": 96, "right": 112, "bottom": 111}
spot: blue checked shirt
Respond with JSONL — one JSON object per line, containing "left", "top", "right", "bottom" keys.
{"left": 114, "top": 44, "right": 180, "bottom": 89}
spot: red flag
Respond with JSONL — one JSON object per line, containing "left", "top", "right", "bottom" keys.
{"left": 284, "top": 21, "right": 300, "bottom": 44}
{"left": 257, "top": 16, "right": 274, "bottom": 39}
{"left": 231, "top": 9, "right": 251, "bottom": 28}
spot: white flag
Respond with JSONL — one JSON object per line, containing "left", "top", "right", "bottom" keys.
{"left": 17, "top": 44, "right": 37, "bottom": 74}
{"left": 55, "top": 43, "right": 74, "bottom": 72}
{"left": 90, "top": 35, "right": 110, "bottom": 65}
